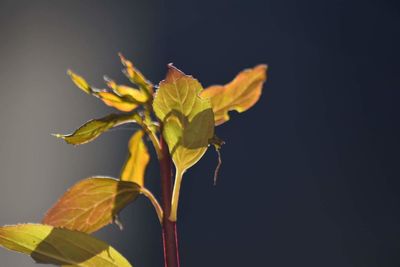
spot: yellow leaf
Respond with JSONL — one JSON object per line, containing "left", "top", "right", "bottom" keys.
{"left": 200, "top": 64, "right": 268, "bottom": 125}
{"left": 119, "top": 53, "right": 153, "bottom": 94}
{"left": 66, "top": 69, "right": 146, "bottom": 112}
{"left": 54, "top": 113, "right": 137, "bottom": 145}
{"left": 121, "top": 131, "right": 150, "bottom": 186}
{"left": 43, "top": 177, "right": 141, "bottom": 234}
{"left": 96, "top": 91, "right": 139, "bottom": 112}
{"left": 67, "top": 70, "right": 91, "bottom": 94}
{"left": 106, "top": 79, "right": 148, "bottom": 103}
{"left": 153, "top": 64, "right": 214, "bottom": 221}
{"left": 0, "top": 224, "right": 132, "bottom": 266}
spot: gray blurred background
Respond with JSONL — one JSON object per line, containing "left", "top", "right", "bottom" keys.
{"left": 0, "top": 1, "right": 165, "bottom": 266}
{"left": 1, "top": 0, "right": 400, "bottom": 267}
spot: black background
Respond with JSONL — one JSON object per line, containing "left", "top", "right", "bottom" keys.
{"left": 165, "top": 1, "right": 400, "bottom": 266}
{"left": 0, "top": 0, "right": 400, "bottom": 266}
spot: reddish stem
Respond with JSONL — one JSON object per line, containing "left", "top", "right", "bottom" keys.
{"left": 159, "top": 136, "right": 180, "bottom": 267}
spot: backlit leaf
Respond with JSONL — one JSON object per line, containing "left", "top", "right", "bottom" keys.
{"left": 105, "top": 78, "right": 148, "bottom": 103}
{"left": 67, "top": 70, "right": 91, "bottom": 94}
{"left": 43, "top": 177, "right": 140, "bottom": 233}
{"left": 121, "top": 130, "right": 150, "bottom": 186}
{"left": 54, "top": 113, "right": 137, "bottom": 145}
{"left": 96, "top": 92, "right": 139, "bottom": 112}
{"left": 67, "top": 69, "right": 146, "bottom": 112}
{"left": 0, "top": 224, "right": 132, "bottom": 266}
{"left": 153, "top": 64, "right": 214, "bottom": 221}
{"left": 200, "top": 64, "right": 268, "bottom": 125}
{"left": 119, "top": 53, "right": 153, "bottom": 95}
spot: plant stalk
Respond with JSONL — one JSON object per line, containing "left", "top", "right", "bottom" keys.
{"left": 159, "top": 135, "right": 180, "bottom": 267}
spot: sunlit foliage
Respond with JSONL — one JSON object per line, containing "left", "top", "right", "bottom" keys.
{"left": 0, "top": 54, "right": 267, "bottom": 266}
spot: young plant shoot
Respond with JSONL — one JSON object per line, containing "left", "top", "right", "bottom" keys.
{"left": 0, "top": 54, "right": 267, "bottom": 267}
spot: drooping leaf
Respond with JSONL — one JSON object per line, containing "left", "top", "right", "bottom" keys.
{"left": 43, "top": 177, "right": 141, "bottom": 234}
{"left": 120, "top": 130, "right": 150, "bottom": 186}
{"left": 0, "top": 224, "right": 132, "bottom": 266}
{"left": 119, "top": 53, "right": 153, "bottom": 95}
{"left": 67, "top": 70, "right": 92, "bottom": 94}
{"left": 53, "top": 113, "right": 137, "bottom": 145}
{"left": 153, "top": 64, "right": 215, "bottom": 221}
{"left": 200, "top": 64, "right": 268, "bottom": 125}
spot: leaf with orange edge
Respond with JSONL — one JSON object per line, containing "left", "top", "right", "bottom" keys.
{"left": 0, "top": 223, "right": 132, "bottom": 266}
{"left": 43, "top": 177, "right": 141, "bottom": 233}
{"left": 200, "top": 64, "right": 268, "bottom": 125}
{"left": 120, "top": 130, "right": 150, "bottom": 186}
{"left": 53, "top": 113, "right": 138, "bottom": 145}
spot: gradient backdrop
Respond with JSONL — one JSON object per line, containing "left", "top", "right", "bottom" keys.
{"left": 0, "top": 0, "right": 399, "bottom": 266}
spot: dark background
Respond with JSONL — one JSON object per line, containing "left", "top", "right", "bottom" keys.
{"left": 0, "top": 0, "right": 399, "bottom": 266}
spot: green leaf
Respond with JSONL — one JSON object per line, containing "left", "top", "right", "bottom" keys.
{"left": 43, "top": 177, "right": 141, "bottom": 233}
{"left": 121, "top": 130, "right": 150, "bottom": 186}
{"left": 153, "top": 64, "right": 215, "bottom": 221}
{"left": 53, "top": 113, "right": 137, "bottom": 145}
{"left": 0, "top": 223, "right": 132, "bottom": 266}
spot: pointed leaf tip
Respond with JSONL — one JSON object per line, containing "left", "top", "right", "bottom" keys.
{"left": 51, "top": 133, "right": 63, "bottom": 139}
{"left": 67, "top": 69, "right": 91, "bottom": 94}
{"left": 56, "top": 113, "right": 136, "bottom": 145}
{"left": 165, "top": 63, "right": 185, "bottom": 83}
